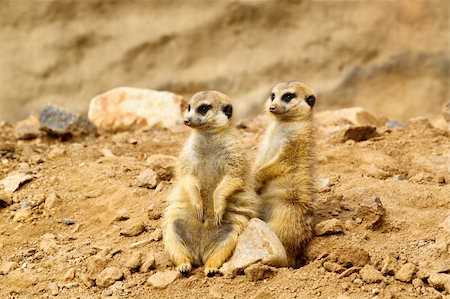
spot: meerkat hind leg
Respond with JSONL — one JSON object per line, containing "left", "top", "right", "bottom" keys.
{"left": 203, "top": 223, "right": 239, "bottom": 276}
{"left": 165, "top": 218, "right": 199, "bottom": 274}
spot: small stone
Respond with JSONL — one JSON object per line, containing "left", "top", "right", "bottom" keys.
{"left": 220, "top": 218, "right": 288, "bottom": 277}
{"left": 104, "top": 288, "right": 113, "bottom": 296}
{"left": 39, "top": 105, "right": 96, "bottom": 137}
{"left": 146, "top": 154, "right": 177, "bottom": 181}
{"left": 137, "top": 169, "right": 158, "bottom": 189}
{"left": 79, "top": 272, "right": 94, "bottom": 288}
{"left": 412, "top": 278, "right": 424, "bottom": 288}
{"left": 13, "top": 208, "right": 32, "bottom": 222}
{"left": 372, "top": 288, "right": 380, "bottom": 295}
{"left": 381, "top": 254, "right": 399, "bottom": 276}
{"left": 385, "top": 119, "right": 405, "bottom": 129}
{"left": 86, "top": 255, "right": 109, "bottom": 280}
{"left": 252, "top": 290, "right": 274, "bottom": 299}
{"left": 0, "top": 261, "right": 18, "bottom": 275}
{"left": 39, "top": 233, "right": 58, "bottom": 254}
{"left": 428, "top": 273, "right": 450, "bottom": 292}
{"left": 407, "top": 117, "right": 433, "bottom": 131}
{"left": 353, "top": 278, "right": 363, "bottom": 285}
{"left": 62, "top": 218, "right": 76, "bottom": 225}
{"left": 318, "top": 178, "right": 331, "bottom": 192}
{"left": 48, "top": 282, "right": 59, "bottom": 296}
{"left": 150, "top": 228, "right": 162, "bottom": 241}
{"left": 88, "top": 87, "right": 184, "bottom": 133}
{"left": 63, "top": 268, "right": 76, "bottom": 281}
{"left": 44, "top": 193, "right": 59, "bottom": 209}
{"left": 339, "top": 267, "right": 362, "bottom": 278}
{"left": 336, "top": 246, "right": 370, "bottom": 268}
{"left": 0, "top": 172, "right": 33, "bottom": 194}
{"left": 139, "top": 255, "right": 156, "bottom": 273}
{"left": 15, "top": 115, "right": 40, "bottom": 140}
{"left": 120, "top": 221, "right": 146, "bottom": 237}
{"left": 356, "top": 196, "right": 385, "bottom": 229}
{"left": 333, "top": 125, "right": 379, "bottom": 143}
{"left": 359, "top": 265, "right": 384, "bottom": 283}
{"left": 395, "top": 263, "right": 416, "bottom": 282}
{"left": 439, "top": 214, "right": 450, "bottom": 233}
{"left": 244, "top": 262, "right": 277, "bottom": 281}
{"left": 125, "top": 252, "right": 143, "bottom": 272}
{"left": 0, "top": 191, "right": 12, "bottom": 207}
{"left": 147, "top": 205, "right": 162, "bottom": 220}
{"left": 146, "top": 270, "right": 180, "bottom": 289}
{"left": 314, "top": 218, "right": 343, "bottom": 236}
{"left": 323, "top": 261, "right": 345, "bottom": 273}
{"left": 47, "top": 147, "right": 66, "bottom": 160}
{"left": 96, "top": 267, "right": 123, "bottom": 288}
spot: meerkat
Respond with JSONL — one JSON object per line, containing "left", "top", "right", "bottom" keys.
{"left": 253, "top": 81, "right": 316, "bottom": 267}
{"left": 162, "top": 91, "right": 258, "bottom": 276}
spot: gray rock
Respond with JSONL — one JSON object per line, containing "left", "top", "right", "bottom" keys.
{"left": 356, "top": 196, "right": 385, "bottom": 229}
{"left": 137, "top": 169, "right": 158, "bottom": 189}
{"left": 314, "top": 218, "right": 344, "bottom": 236}
{"left": 385, "top": 119, "right": 405, "bottom": 129}
{"left": 220, "top": 218, "right": 288, "bottom": 277}
{"left": 147, "top": 270, "right": 179, "bottom": 289}
{"left": 39, "top": 105, "right": 96, "bottom": 137}
{"left": 360, "top": 264, "right": 384, "bottom": 283}
{"left": 96, "top": 267, "right": 123, "bottom": 288}
{"left": 395, "top": 263, "right": 416, "bottom": 282}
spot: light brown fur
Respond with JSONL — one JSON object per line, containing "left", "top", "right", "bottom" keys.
{"left": 162, "top": 91, "right": 258, "bottom": 276}
{"left": 253, "top": 81, "right": 316, "bottom": 267}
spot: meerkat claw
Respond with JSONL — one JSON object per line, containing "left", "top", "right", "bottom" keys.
{"left": 177, "top": 262, "right": 192, "bottom": 275}
{"left": 204, "top": 267, "right": 219, "bottom": 277}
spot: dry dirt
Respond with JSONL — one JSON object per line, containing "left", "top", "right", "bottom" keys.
{"left": 0, "top": 114, "right": 449, "bottom": 299}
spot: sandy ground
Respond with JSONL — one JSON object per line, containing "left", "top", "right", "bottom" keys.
{"left": 0, "top": 113, "right": 449, "bottom": 299}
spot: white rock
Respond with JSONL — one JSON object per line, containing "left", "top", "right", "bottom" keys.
{"left": 0, "top": 172, "right": 32, "bottom": 194}
{"left": 88, "top": 87, "right": 184, "bottom": 133}
{"left": 137, "top": 169, "right": 158, "bottom": 189}
{"left": 220, "top": 218, "right": 288, "bottom": 277}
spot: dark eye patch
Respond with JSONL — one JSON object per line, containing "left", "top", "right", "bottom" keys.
{"left": 281, "top": 92, "right": 296, "bottom": 103}
{"left": 197, "top": 104, "right": 212, "bottom": 115}
{"left": 271, "top": 93, "right": 275, "bottom": 101}
{"left": 305, "top": 95, "right": 316, "bottom": 108}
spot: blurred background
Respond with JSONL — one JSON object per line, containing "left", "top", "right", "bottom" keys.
{"left": 0, "top": 0, "right": 448, "bottom": 123}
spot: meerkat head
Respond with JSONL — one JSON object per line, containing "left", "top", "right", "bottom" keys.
{"left": 267, "top": 81, "right": 316, "bottom": 121}
{"left": 183, "top": 90, "right": 234, "bottom": 131}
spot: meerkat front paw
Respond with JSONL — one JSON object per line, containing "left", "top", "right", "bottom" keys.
{"left": 177, "top": 262, "right": 192, "bottom": 275}
{"left": 204, "top": 266, "right": 219, "bottom": 277}
{"left": 213, "top": 203, "right": 225, "bottom": 226}
{"left": 193, "top": 201, "right": 203, "bottom": 222}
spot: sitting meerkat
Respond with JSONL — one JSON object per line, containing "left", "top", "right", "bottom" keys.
{"left": 162, "top": 91, "right": 258, "bottom": 276}
{"left": 253, "top": 81, "right": 316, "bottom": 266}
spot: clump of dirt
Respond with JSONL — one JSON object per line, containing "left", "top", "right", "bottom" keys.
{"left": 0, "top": 116, "right": 449, "bottom": 298}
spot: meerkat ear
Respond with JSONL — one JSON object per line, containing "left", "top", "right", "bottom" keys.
{"left": 222, "top": 104, "right": 233, "bottom": 119}
{"left": 305, "top": 95, "right": 316, "bottom": 108}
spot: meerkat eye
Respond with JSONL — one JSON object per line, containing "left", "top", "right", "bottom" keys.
{"left": 187, "top": 105, "right": 191, "bottom": 112}
{"left": 305, "top": 95, "right": 316, "bottom": 108}
{"left": 281, "top": 92, "right": 296, "bottom": 103}
{"left": 197, "top": 104, "right": 212, "bottom": 115}
{"left": 271, "top": 93, "right": 275, "bottom": 101}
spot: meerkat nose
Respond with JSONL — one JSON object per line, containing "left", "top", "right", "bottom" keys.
{"left": 269, "top": 106, "right": 276, "bottom": 112}
{"left": 184, "top": 118, "right": 191, "bottom": 125}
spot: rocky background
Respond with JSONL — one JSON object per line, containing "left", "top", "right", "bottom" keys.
{"left": 0, "top": 0, "right": 449, "bottom": 123}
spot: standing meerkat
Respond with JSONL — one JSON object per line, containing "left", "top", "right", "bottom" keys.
{"left": 162, "top": 91, "right": 258, "bottom": 276}
{"left": 253, "top": 81, "right": 316, "bottom": 266}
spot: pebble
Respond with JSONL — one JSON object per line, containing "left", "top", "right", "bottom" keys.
{"left": 395, "top": 263, "right": 416, "bottom": 282}
{"left": 39, "top": 233, "right": 58, "bottom": 254}
{"left": 412, "top": 278, "right": 425, "bottom": 288}
{"left": 314, "top": 218, "right": 344, "bottom": 236}
{"left": 323, "top": 261, "right": 345, "bottom": 273}
{"left": 125, "top": 252, "right": 143, "bottom": 271}
{"left": 150, "top": 228, "right": 162, "bottom": 241}
{"left": 44, "top": 193, "right": 59, "bottom": 209}
{"left": 63, "top": 268, "right": 76, "bottom": 281}
{"left": 0, "top": 191, "right": 13, "bottom": 207}
{"left": 146, "top": 154, "right": 177, "bottom": 181}
{"left": 334, "top": 125, "right": 379, "bottom": 143}
{"left": 137, "top": 169, "right": 158, "bottom": 189}
{"left": 356, "top": 196, "right": 385, "bottom": 229}
{"left": 335, "top": 246, "right": 370, "bottom": 267}
{"left": 47, "top": 147, "right": 66, "bottom": 159}
{"left": 120, "top": 221, "right": 146, "bottom": 237}
{"left": 220, "top": 218, "right": 288, "bottom": 277}
{"left": 12, "top": 208, "right": 32, "bottom": 222}
{"left": 48, "top": 282, "right": 59, "bottom": 296}
{"left": 139, "top": 254, "right": 156, "bottom": 273}
{"left": 0, "top": 172, "right": 33, "bottom": 194}
{"left": 86, "top": 255, "right": 109, "bottom": 280}
{"left": 385, "top": 119, "right": 405, "bottom": 129}
{"left": 15, "top": 115, "right": 40, "bottom": 140}
{"left": 244, "top": 262, "right": 277, "bottom": 281}
{"left": 0, "top": 261, "right": 18, "bottom": 275}
{"left": 88, "top": 87, "right": 184, "bottom": 133}
{"left": 62, "top": 218, "right": 76, "bottom": 225}
{"left": 353, "top": 278, "right": 363, "bottom": 285}
{"left": 39, "top": 105, "right": 96, "bottom": 137}
{"left": 147, "top": 270, "right": 180, "bottom": 289}
{"left": 407, "top": 117, "right": 433, "bottom": 131}
{"left": 359, "top": 264, "right": 384, "bottom": 283}
{"left": 96, "top": 267, "right": 124, "bottom": 288}
{"left": 428, "top": 273, "right": 450, "bottom": 292}
{"left": 381, "top": 254, "right": 399, "bottom": 276}
{"left": 439, "top": 214, "right": 450, "bottom": 233}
